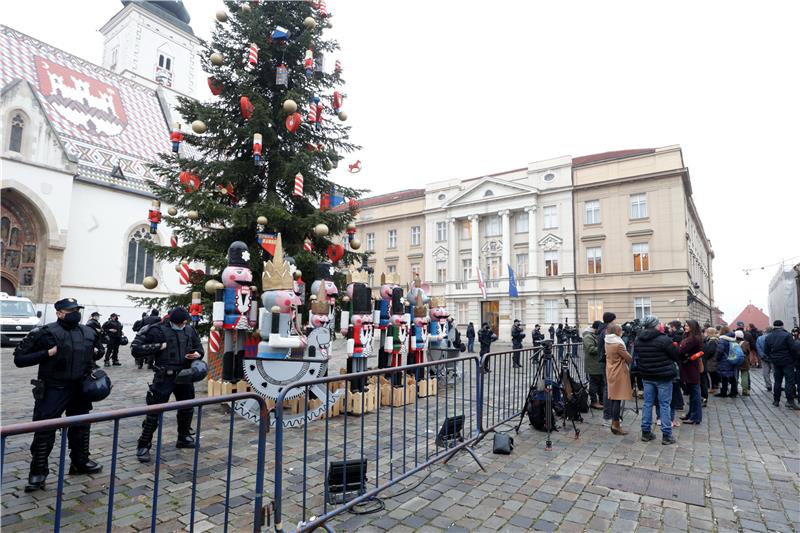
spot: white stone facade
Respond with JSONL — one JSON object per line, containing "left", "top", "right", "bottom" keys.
{"left": 768, "top": 265, "right": 799, "bottom": 328}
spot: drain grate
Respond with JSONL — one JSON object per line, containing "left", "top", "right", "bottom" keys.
{"left": 594, "top": 464, "right": 706, "bottom": 506}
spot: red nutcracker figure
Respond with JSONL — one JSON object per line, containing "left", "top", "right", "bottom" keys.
{"left": 253, "top": 133, "right": 263, "bottom": 164}
{"left": 333, "top": 91, "right": 343, "bottom": 113}
{"left": 304, "top": 49, "right": 314, "bottom": 77}
{"left": 170, "top": 123, "right": 184, "bottom": 153}
{"left": 148, "top": 200, "right": 161, "bottom": 234}
{"left": 189, "top": 291, "right": 203, "bottom": 326}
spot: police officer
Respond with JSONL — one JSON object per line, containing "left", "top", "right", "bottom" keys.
{"left": 86, "top": 311, "right": 103, "bottom": 336}
{"left": 13, "top": 298, "right": 106, "bottom": 492}
{"left": 133, "top": 310, "right": 162, "bottom": 369}
{"left": 131, "top": 307, "right": 204, "bottom": 463}
{"left": 102, "top": 313, "right": 123, "bottom": 367}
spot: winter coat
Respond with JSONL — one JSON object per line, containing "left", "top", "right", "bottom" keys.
{"left": 678, "top": 335, "right": 702, "bottom": 385}
{"left": 764, "top": 328, "right": 794, "bottom": 366}
{"left": 716, "top": 335, "right": 738, "bottom": 377}
{"left": 511, "top": 325, "right": 525, "bottom": 349}
{"left": 739, "top": 340, "right": 751, "bottom": 371}
{"left": 582, "top": 330, "right": 602, "bottom": 375}
{"left": 633, "top": 328, "right": 678, "bottom": 382}
{"left": 466, "top": 324, "right": 475, "bottom": 340}
{"left": 755, "top": 333, "right": 769, "bottom": 359}
{"left": 605, "top": 341, "right": 632, "bottom": 400}
{"left": 597, "top": 322, "right": 609, "bottom": 364}
{"left": 102, "top": 319, "right": 123, "bottom": 341}
{"left": 703, "top": 337, "right": 719, "bottom": 373}
{"left": 478, "top": 328, "right": 497, "bottom": 355}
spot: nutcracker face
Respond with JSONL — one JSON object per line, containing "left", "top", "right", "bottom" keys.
{"left": 222, "top": 266, "right": 253, "bottom": 288}
{"left": 380, "top": 283, "right": 396, "bottom": 300}
{"left": 353, "top": 313, "right": 373, "bottom": 329}
{"left": 414, "top": 315, "right": 429, "bottom": 328}
{"left": 390, "top": 313, "right": 406, "bottom": 327}
{"left": 430, "top": 305, "right": 449, "bottom": 321}
{"left": 263, "top": 289, "right": 300, "bottom": 313}
{"left": 311, "top": 279, "right": 338, "bottom": 302}
{"left": 310, "top": 312, "right": 329, "bottom": 328}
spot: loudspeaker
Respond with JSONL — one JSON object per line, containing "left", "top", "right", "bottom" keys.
{"left": 436, "top": 414, "right": 464, "bottom": 448}
{"left": 327, "top": 459, "right": 368, "bottom": 503}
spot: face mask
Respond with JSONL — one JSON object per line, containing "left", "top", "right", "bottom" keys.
{"left": 171, "top": 323, "right": 186, "bottom": 331}
{"left": 62, "top": 311, "right": 82, "bottom": 325}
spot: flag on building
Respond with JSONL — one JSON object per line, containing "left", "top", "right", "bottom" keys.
{"left": 476, "top": 267, "right": 487, "bottom": 299}
{"left": 508, "top": 265, "right": 519, "bottom": 298}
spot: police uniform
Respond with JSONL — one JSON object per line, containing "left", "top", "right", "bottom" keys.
{"left": 133, "top": 311, "right": 162, "bottom": 369}
{"left": 13, "top": 298, "right": 106, "bottom": 492}
{"left": 131, "top": 307, "right": 204, "bottom": 462}
{"left": 102, "top": 315, "right": 124, "bottom": 366}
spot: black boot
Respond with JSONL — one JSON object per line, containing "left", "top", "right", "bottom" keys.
{"left": 787, "top": 399, "right": 800, "bottom": 411}
{"left": 68, "top": 426, "right": 102, "bottom": 475}
{"left": 136, "top": 447, "right": 151, "bottom": 463}
{"left": 25, "top": 438, "right": 51, "bottom": 492}
{"left": 104, "top": 359, "right": 111, "bottom": 367}
{"left": 137, "top": 414, "right": 159, "bottom": 462}
{"left": 176, "top": 409, "right": 196, "bottom": 449}
{"left": 222, "top": 350, "right": 235, "bottom": 381}
{"left": 112, "top": 359, "right": 122, "bottom": 366}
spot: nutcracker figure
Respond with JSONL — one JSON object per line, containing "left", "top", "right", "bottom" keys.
{"left": 256, "top": 234, "right": 303, "bottom": 359}
{"left": 170, "top": 122, "right": 184, "bottom": 153}
{"left": 384, "top": 287, "right": 409, "bottom": 387}
{"left": 340, "top": 268, "right": 374, "bottom": 391}
{"left": 310, "top": 262, "right": 338, "bottom": 337}
{"left": 375, "top": 272, "right": 400, "bottom": 369}
{"left": 409, "top": 292, "right": 429, "bottom": 367}
{"left": 212, "top": 241, "right": 259, "bottom": 381}
{"left": 148, "top": 200, "right": 161, "bottom": 234}
{"left": 428, "top": 297, "right": 452, "bottom": 350}
{"left": 189, "top": 292, "right": 203, "bottom": 326}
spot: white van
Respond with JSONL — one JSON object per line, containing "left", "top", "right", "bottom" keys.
{"left": 0, "top": 292, "right": 42, "bottom": 345}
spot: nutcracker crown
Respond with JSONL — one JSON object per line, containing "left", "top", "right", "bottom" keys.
{"left": 381, "top": 272, "right": 400, "bottom": 286}
{"left": 262, "top": 234, "right": 293, "bottom": 290}
{"left": 310, "top": 282, "right": 330, "bottom": 315}
{"left": 413, "top": 292, "right": 428, "bottom": 318}
{"left": 430, "top": 296, "right": 445, "bottom": 308}
{"left": 346, "top": 266, "right": 370, "bottom": 285}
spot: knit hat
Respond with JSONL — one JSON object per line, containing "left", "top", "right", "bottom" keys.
{"left": 734, "top": 330, "right": 744, "bottom": 339}
{"left": 169, "top": 307, "right": 191, "bottom": 324}
{"left": 642, "top": 315, "right": 659, "bottom": 329}
{"left": 773, "top": 320, "right": 784, "bottom": 327}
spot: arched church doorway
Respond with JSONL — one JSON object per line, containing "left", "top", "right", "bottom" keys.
{"left": 1, "top": 189, "right": 46, "bottom": 301}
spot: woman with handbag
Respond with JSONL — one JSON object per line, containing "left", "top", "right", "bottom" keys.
{"left": 679, "top": 320, "right": 703, "bottom": 424}
{"left": 604, "top": 324, "right": 632, "bottom": 435}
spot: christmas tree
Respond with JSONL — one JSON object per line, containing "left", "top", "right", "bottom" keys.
{"left": 132, "top": 0, "right": 364, "bottom": 322}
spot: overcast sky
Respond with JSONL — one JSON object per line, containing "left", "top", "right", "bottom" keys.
{"left": 4, "top": 1, "right": 798, "bottom": 322}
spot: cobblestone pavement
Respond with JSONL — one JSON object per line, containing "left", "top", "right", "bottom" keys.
{"left": 2, "top": 343, "right": 799, "bottom": 532}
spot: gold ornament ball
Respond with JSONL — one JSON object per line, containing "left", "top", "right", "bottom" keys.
{"left": 323, "top": 160, "right": 333, "bottom": 171}
{"left": 191, "top": 120, "right": 207, "bottom": 134}
{"left": 257, "top": 215, "right": 268, "bottom": 225}
{"left": 342, "top": 295, "right": 350, "bottom": 303}
{"left": 337, "top": 111, "right": 348, "bottom": 121}
{"left": 346, "top": 221, "right": 357, "bottom": 231}
{"left": 271, "top": 305, "right": 281, "bottom": 313}
{"left": 187, "top": 210, "right": 199, "bottom": 220}
{"left": 167, "top": 206, "right": 178, "bottom": 216}
{"left": 314, "top": 223, "right": 329, "bottom": 237}
{"left": 241, "top": 3, "right": 251, "bottom": 13}
{"left": 142, "top": 276, "right": 158, "bottom": 290}
{"left": 349, "top": 238, "right": 361, "bottom": 250}
{"left": 204, "top": 279, "right": 218, "bottom": 295}
{"left": 303, "top": 17, "right": 317, "bottom": 30}
{"left": 215, "top": 280, "right": 225, "bottom": 291}
{"left": 282, "top": 99, "right": 298, "bottom": 113}
{"left": 210, "top": 52, "right": 224, "bottom": 66}
{"left": 215, "top": 10, "right": 228, "bottom": 22}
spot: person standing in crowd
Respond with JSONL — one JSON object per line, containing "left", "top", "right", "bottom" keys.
{"left": 747, "top": 323, "right": 761, "bottom": 368}
{"left": 792, "top": 327, "right": 800, "bottom": 399}
{"left": 597, "top": 312, "right": 617, "bottom": 427}
{"left": 132, "top": 312, "right": 147, "bottom": 333}
{"left": 765, "top": 320, "right": 800, "bottom": 409}
{"left": 131, "top": 307, "right": 205, "bottom": 463}
{"left": 548, "top": 324, "right": 555, "bottom": 341}
{"left": 666, "top": 321, "right": 686, "bottom": 414}
{"left": 635, "top": 315, "right": 678, "bottom": 445}
{"left": 101, "top": 313, "right": 123, "bottom": 367}
{"left": 679, "top": 320, "right": 703, "bottom": 424}
{"left": 704, "top": 327, "right": 721, "bottom": 395}
{"left": 13, "top": 298, "right": 106, "bottom": 492}
{"left": 479, "top": 322, "right": 497, "bottom": 373}
{"left": 583, "top": 321, "right": 604, "bottom": 410}
{"left": 466, "top": 322, "right": 475, "bottom": 353}
{"left": 735, "top": 330, "right": 751, "bottom": 396}
{"left": 715, "top": 327, "right": 739, "bottom": 398}
{"left": 532, "top": 324, "right": 545, "bottom": 347}
{"left": 756, "top": 326, "right": 774, "bottom": 391}
{"left": 134, "top": 310, "right": 163, "bottom": 369}
{"left": 604, "top": 324, "right": 632, "bottom": 435}
{"left": 86, "top": 312, "right": 103, "bottom": 337}
{"left": 511, "top": 319, "right": 525, "bottom": 368}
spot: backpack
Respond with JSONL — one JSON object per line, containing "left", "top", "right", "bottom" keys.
{"left": 525, "top": 386, "right": 558, "bottom": 432}
{"left": 561, "top": 374, "right": 589, "bottom": 420}
{"left": 727, "top": 342, "right": 745, "bottom": 366}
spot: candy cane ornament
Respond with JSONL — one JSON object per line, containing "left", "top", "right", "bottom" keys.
{"left": 247, "top": 43, "right": 259, "bottom": 68}
{"left": 171, "top": 235, "right": 178, "bottom": 248}
{"left": 294, "top": 173, "right": 304, "bottom": 196}
{"left": 333, "top": 91, "right": 343, "bottom": 113}
{"left": 304, "top": 238, "right": 314, "bottom": 252}
{"left": 179, "top": 261, "right": 191, "bottom": 285}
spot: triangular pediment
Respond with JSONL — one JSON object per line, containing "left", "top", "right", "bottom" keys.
{"left": 431, "top": 246, "right": 449, "bottom": 261}
{"left": 444, "top": 177, "right": 536, "bottom": 207}
{"left": 538, "top": 233, "right": 563, "bottom": 250}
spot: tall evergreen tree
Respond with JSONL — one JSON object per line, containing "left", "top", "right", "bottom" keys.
{"left": 133, "top": 0, "right": 363, "bottom": 320}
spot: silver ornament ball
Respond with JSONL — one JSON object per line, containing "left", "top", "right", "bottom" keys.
{"left": 349, "top": 238, "right": 361, "bottom": 250}
{"left": 215, "top": 10, "right": 228, "bottom": 22}
{"left": 283, "top": 99, "right": 298, "bottom": 113}
{"left": 257, "top": 215, "right": 268, "bottom": 225}
{"left": 314, "top": 223, "right": 329, "bottom": 237}
{"left": 187, "top": 210, "right": 199, "bottom": 220}
{"left": 303, "top": 17, "right": 317, "bottom": 30}
{"left": 167, "top": 206, "right": 178, "bottom": 216}
{"left": 337, "top": 111, "right": 348, "bottom": 121}
{"left": 191, "top": 120, "right": 207, "bottom": 134}
{"left": 346, "top": 221, "right": 357, "bottom": 231}
{"left": 204, "top": 279, "right": 218, "bottom": 295}
{"left": 210, "top": 52, "right": 224, "bottom": 66}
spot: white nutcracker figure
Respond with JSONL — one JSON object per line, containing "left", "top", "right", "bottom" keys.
{"left": 256, "top": 234, "right": 303, "bottom": 358}
{"left": 213, "top": 241, "right": 259, "bottom": 382}
{"left": 310, "top": 262, "right": 338, "bottom": 337}
{"left": 376, "top": 272, "right": 400, "bottom": 369}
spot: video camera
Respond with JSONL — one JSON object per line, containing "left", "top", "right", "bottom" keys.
{"left": 620, "top": 319, "right": 643, "bottom": 346}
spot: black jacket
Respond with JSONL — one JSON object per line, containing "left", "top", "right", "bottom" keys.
{"left": 14, "top": 321, "right": 105, "bottom": 385}
{"left": 466, "top": 324, "right": 475, "bottom": 339}
{"left": 131, "top": 323, "right": 204, "bottom": 370}
{"left": 633, "top": 328, "right": 678, "bottom": 381}
{"left": 597, "top": 322, "right": 609, "bottom": 364}
{"left": 478, "top": 328, "right": 497, "bottom": 349}
{"left": 102, "top": 319, "right": 123, "bottom": 341}
{"left": 86, "top": 318, "right": 103, "bottom": 335}
{"left": 511, "top": 325, "right": 525, "bottom": 349}
{"left": 764, "top": 328, "right": 794, "bottom": 366}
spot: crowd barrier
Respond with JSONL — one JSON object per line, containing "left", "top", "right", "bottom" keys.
{"left": 0, "top": 393, "right": 269, "bottom": 533}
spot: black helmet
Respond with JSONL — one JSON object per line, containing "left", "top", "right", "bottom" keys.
{"left": 83, "top": 369, "right": 112, "bottom": 402}
{"left": 176, "top": 360, "right": 208, "bottom": 384}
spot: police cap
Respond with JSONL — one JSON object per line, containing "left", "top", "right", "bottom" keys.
{"left": 54, "top": 298, "right": 84, "bottom": 311}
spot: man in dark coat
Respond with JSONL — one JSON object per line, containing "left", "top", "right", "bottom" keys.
{"left": 511, "top": 319, "right": 525, "bottom": 368}
{"left": 134, "top": 310, "right": 162, "bottom": 369}
{"left": 765, "top": 320, "right": 800, "bottom": 409}
{"left": 101, "top": 314, "right": 123, "bottom": 367}
{"left": 634, "top": 315, "right": 679, "bottom": 445}
{"left": 479, "top": 323, "right": 498, "bottom": 372}
{"left": 466, "top": 322, "right": 476, "bottom": 353}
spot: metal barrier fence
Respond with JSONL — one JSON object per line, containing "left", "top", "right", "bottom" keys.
{"left": 0, "top": 393, "right": 269, "bottom": 533}
{"left": 272, "top": 355, "right": 483, "bottom": 533}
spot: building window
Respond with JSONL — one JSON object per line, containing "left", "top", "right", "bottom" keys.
{"left": 368, "top": 272, "right": 375, "bottom": 287}
{"left": 512, "top": 300, "right": 526, "bottom": 323}
{"left": 515, "top": 253, "right": 528, "bottom": 277}
{"left": 411, "top": 263, "right": 420, "bottom": 276}
{"left": 485, "top": 216, "right": 500, "bottom": 237}
{"left": 461, "top": 220, "right": 471, "bottom": 240}
{"left": 387, "top": 229, "right": 396, "bottom": 249}
{"left": 585, "top": 200, "right": 600, "bottom": 225}
{"left": 487, "top": 256, "right": 501, "bottom": 279}
{"left": 588, "top": 300, "right": 604, "bottom": 323}
{"left": 543, "top": 205, "right": 558, "bottom": 229}
{"left": 515, "top": 213, "right": 528, "bottom": 233}
{"left": 436, "top": 260, "right": 447, "bottom": 283}
{"left": 387, "top": 264, "right": 397, "bottom": 274}
{"left": 544, "top": 299, "right": 559, "bottom": 323}
{"left": 543, "top": 172, "right": 556, "bottom": 182}
{"left": 158, "top": 53, "right": 173, "bottom": 71}
{"left": 633, "top": 243, "right": 650, "bottom": 272}
{"left": 9, "top": 114, "right": 24, "bottom": 153}
{"left": 484, "top": 190, "right": 494, "bottom": 197}
{"left": 456, "top": 302, "right": 468, "bottom": 324}
{"left": 630, "top": 193, "right": 648, "bottom": 220}
{"left": 634, "top": 296, "right": 651, "bottom": 320}
{"left": 587, "top": 247, "right": 602, "bottom": 274}
{"left": 366, "top": 232, "right": 375, "bottom": 251}
{"left": 435, "top": 221, "right": 447, "bottom": 242}
{"left": 110, "top": 47, "right": 119, "bottom": 69}
{"left": 126, "top": 227, "right": 156, "bottom": 285}
{"left": 462, "top": 258, "right": 472, "bottom": 281}
{"left": 437, "top": 193, "right": 446, "bottom": 201}
{"left": 544, "top": 251, "right": 559, "bottom": 277}
{"left": 410, "top": 226, "right": 420, "bottom": 246}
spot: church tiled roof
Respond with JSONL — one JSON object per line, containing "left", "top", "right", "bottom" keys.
{"left": 0, "top": 25, "right": 190, "bottom": 195}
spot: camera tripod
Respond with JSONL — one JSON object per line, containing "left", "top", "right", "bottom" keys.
{"left": 515, "top": 341, "right": 584, "bottom": 450}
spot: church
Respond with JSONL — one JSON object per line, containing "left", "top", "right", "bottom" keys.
{"left": 1, "top": 1, "right": 202, "bottom": 327}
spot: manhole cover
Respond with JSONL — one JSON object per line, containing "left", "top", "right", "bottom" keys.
{"left": 593, "top": 464, "right": 705, "bottom": 506}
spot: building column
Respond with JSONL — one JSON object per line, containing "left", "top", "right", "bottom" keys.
{"left": 499, "top": 210, "right": 510, "bottom": 277}
{"left": 448, "top": 217, "right": 457, "bottom": 285}
{"left": 469, "top": 215, "right": 479, "bottom": 280}
{"left": 525, "top": 206, "right": 537, "bottom": 277}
